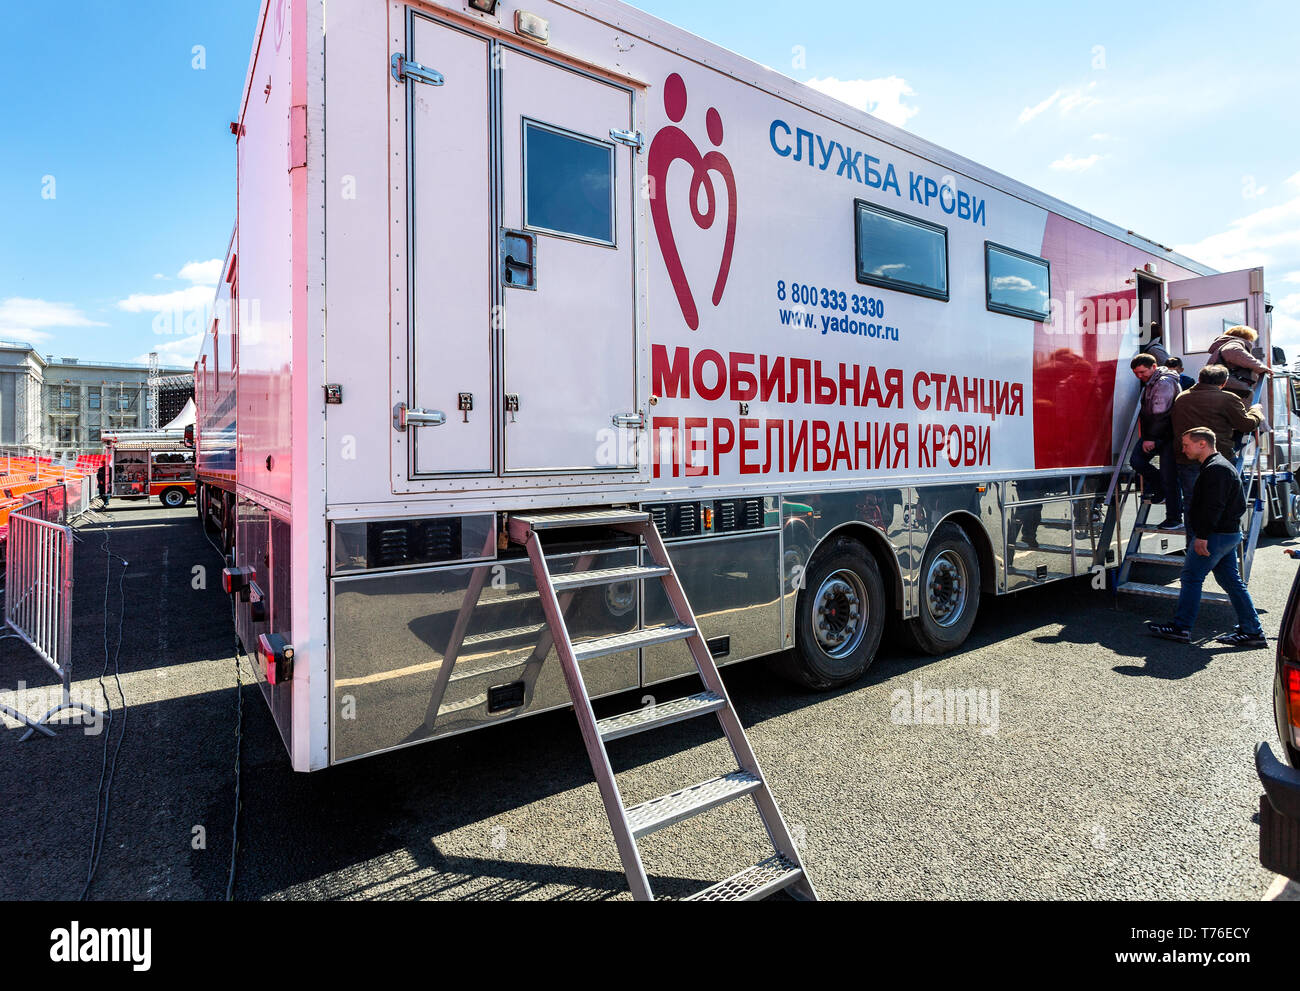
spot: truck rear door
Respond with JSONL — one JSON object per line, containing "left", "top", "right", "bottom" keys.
{"left": 1167, "top": 267, "right": 1268, "bottom": 379}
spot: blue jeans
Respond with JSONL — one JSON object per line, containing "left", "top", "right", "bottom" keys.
{"left": 1172, "top": 531, "right": 1261, "bottom": 635}
{"left": 1131, "top": 438, "right": 1182, "bottom": 521}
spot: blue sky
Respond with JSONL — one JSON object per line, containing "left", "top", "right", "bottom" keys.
{"left": 2, "top": 0, "right": 1297, "bottom": 365}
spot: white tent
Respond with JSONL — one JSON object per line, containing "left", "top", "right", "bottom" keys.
{"left": 162, "top": 397, "right": 196, "bottom": 431}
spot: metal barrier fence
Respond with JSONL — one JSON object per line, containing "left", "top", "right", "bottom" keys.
{"left": 3, "top": 502, "right": 101, "bottom": 739}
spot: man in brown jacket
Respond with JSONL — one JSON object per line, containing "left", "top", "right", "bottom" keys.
{"left": 1171, "top": 363, "right": 1264, "bottom": 512}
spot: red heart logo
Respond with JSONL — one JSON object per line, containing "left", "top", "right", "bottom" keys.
{"left": 648, "top": 74, "right": 737, "bottom": 331}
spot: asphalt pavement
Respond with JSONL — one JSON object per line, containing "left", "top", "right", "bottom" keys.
{"left": 1, "top": 500, "right": 1294, "bottom": 900}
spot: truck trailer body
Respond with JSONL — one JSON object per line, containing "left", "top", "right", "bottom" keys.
{"left": 195, "top": 0, "right": 1288, "bottom": 772}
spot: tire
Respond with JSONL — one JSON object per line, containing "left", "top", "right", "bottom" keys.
{"left": 772, "top": 535, "right": 886, "bottom": 690}
{"left": 161, "top": 487, "right": 188, "bottom": 509}
{"left": 199, "top": 487, "right": 220, "bottom": 533}
{"left": 1266, "top": 479, "right": 1300, "bottom": 539}
{"left": 902, "top": 522, "right": 981, "bottom": 655}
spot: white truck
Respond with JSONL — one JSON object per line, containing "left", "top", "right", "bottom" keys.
{"left": 194, "top": 0, "right": 1295, "bottom": 899}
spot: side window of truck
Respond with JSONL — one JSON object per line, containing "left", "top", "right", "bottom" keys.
{"left": 985, "top": 242, "right": 1051, "bottom": 321}
{"left": 523, "top": 120, "right": 616, "bottom": 245}
{"left": 854, "top": 200, "right": 948, "bottom": 301}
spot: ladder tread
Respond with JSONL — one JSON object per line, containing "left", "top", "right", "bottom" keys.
{"left": 552, "top": 564, "right": 671, "bottom": 592}
{"left": 573, "top": 623, "right": 695, "bottom": 662}
{"left": 1128, "top": 552, "right": 1185, "bottom": 567}
{"left": 598, "top": 691, "right": 725, "bottom": 742}
{"left": 683, "top": 854, "right": 804, "bottom": 902}
{"left": 625, "top": 770, "right": 762, "bottom": 839}
{"left": 461, "top": 622, "right": 547, "bottom": 648}
{"left": 512, "top": 509, "right": 649, "bottom": 530}
{"left": 1118, "top": 580, "right": 1230, "bottom": 604}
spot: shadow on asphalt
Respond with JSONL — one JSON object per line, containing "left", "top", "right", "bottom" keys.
{"left": 2, "top": 501, "right": 1291, "bottom": 900}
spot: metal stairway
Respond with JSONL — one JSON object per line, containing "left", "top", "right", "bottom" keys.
{"left": 508, "top": 507, "right": 816, "bottom": 902}
{"left": 1101, "top": 377, "right": 1269, "bottom": 601}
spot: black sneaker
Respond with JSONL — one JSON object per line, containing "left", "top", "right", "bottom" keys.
{"left": 1214, "top": 630, "right": 1267, "bottom": 648}
{"left": 1155, "top": 519, "right": 1184, "bottom": 532}
{"left": 1147, "top": 622, "right": 1190, "bottom": 643}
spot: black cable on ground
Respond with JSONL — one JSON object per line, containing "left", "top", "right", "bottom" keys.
{"left": 80, "top": 525, "right": 129, "bottom": 901}
{"left": 202, "top": 525, "right": 246, "bottom": 901}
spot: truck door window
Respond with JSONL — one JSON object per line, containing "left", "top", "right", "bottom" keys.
{"left": 523, "top": 120, "right": 615, "bottom": 245}
{"left": 854, "top": 199, "right": 948, "bottom": 301}
{"left": 1182, "top": 300, "right": 1246, "bottom": 353}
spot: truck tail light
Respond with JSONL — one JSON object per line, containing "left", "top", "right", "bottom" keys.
{"left": 1285, "top": 662, "right": 1300, "bottom": 750}
{"left": 222, "top": 565, "right": 253, "bottom": 599}
{"left": 257, "top": 633, "right": 294, "bottom": 685}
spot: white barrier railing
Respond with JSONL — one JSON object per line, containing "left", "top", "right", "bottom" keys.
{"left": 3, "top": 503, "right": 101, "bottom": 739}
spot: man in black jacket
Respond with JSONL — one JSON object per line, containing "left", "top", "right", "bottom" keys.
{"left": 1147, "top": 427, "right": 1265, "bottom": 647}
{"left": 1129, "top": 354, "right": 1183, "bottom": 531}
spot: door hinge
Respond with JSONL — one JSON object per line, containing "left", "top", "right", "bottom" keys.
{"left": 612, "top": 411, "right": 645, "bottom": 429}
{"left": 609, "top": 128, "right": 644, "bottom": 151}
{"left": 391, "top": 53, "right": 444, "bottom": 87}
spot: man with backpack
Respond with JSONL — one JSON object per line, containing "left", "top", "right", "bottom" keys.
{"left": 1208, "top": 325, "right": 1273, "bottom": 402}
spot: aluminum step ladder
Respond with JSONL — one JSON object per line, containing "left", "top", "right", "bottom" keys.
{"left": 508, "top": 507, "right": 816, "bottom": 902}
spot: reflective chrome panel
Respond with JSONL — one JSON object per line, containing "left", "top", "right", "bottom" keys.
{"left": 330, "top": 547, "right": 639, "bottom": 762}
{"left": 643, "top": 531, "right": 782, "bottom": 684}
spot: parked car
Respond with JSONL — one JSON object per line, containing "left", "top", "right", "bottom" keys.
{"left": 1256, "top": 549, "right": 1300, "bottom": 879}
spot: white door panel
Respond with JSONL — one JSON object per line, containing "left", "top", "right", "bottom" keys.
{"left": 1168, "top": 267, "right": 1267, "bottom": 378}
{"left": 409, "top": 18, "right": 494, "bottom": 475}
{"left": 499, "top": 50, "right": 638, "bottom": 473}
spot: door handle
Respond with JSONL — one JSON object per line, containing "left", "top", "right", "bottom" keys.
{"left": 612, "top": 412, "right": 645, "bottom": 429}
{"left": 393, "top": 403, "right": 447, "bottom": 432}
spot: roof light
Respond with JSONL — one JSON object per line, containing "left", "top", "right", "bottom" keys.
{"left": 467, "top": 0, "right": 499, "bottom": 13}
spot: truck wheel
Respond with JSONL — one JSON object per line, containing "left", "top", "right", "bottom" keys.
{"left": 902, "top": 523, "right": 981, "bottom": 655}
{"left": 773, "top": 535, "right": 885, "bottom": 690}
{"left": 1266, "top": 480, "right": 1300, "bottom": 539}
{"left": 161, "top": 487, "right": 188, "bottom": 509}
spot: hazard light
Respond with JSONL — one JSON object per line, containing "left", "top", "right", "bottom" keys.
{"left": 222, "top": 565, "right": 253, "bottom": 599}
{"left": 257, "top": 633, "right": 294, "bottom": 685}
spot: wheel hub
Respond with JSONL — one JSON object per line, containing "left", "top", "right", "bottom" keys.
{"left": 926, "top": 551, "right": 967, "bottom": 628}
{"left": 813, "top": 570, "right": 867, "bottom": 658}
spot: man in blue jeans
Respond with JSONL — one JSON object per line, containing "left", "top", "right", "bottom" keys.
{"left": 1147, "top": 427, "right": 1265, "bottom": 647}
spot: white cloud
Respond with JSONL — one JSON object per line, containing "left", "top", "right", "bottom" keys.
{"left": 1050, "top": 152, "right": 1103, "bottom": 172}
{"left": 1019, "top": 89, "right": 1061, "bottom": 124}
{"left": 1019, "top": 83, "right": 1099, "bottom": 124}
{"left": 1173, "top": 196, "right": 1300, "bottom": 271}
{"left": 178, "top": 259, "right": 223, "bottom": 285}
{"left": 1175, "top": 192, "right": 1300, "bottom": 361}
{"left": 805, "top": 76, "right": 919, "bottom": 128}
{"left": 116, "top": 285, "right": 216, "bottom": 314}
{"left": 0, "top": 298, "right": 105, "bottom": 330}
{"left": 991, "top": 275, "right": 1035, "bottom": 292}
{"left": 131, "top": 333, "right": 204, "bottom": 365}
{"left": 0, "top": 298, "right": 105, "bottom": 347}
